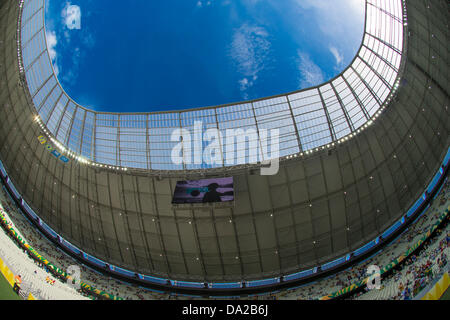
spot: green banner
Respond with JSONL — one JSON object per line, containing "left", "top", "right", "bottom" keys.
{"left": 320, "top": 210, "right": 448, "bottom": 300}
{"left": 0, "top": 209, "right": 123, "bottom": 300}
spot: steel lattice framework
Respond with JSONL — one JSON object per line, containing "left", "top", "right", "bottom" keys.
{"left": 20, "top": 0, "right": 405, "bottom": 171}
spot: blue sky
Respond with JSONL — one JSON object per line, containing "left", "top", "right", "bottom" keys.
{"left": 45, "top": 0, "right": 365, "bottom": 113}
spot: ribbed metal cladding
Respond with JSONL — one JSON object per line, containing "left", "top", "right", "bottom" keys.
{"left": 0, "top": 0, "right": 448, "bottom": 283}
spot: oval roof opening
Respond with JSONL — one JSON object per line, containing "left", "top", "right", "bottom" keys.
{"left": 44, "top": 0, "right": 365, "bottom": 112}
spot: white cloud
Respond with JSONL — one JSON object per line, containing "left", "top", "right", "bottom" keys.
{"left": 329, "top": 46, "right": 343, "bottom": 66}
{"left": 46, "top": 30, "right": 60, "bottom": 76}
{"left": 45, "top": 0, "right": 51, "bottom": 14}
{"left": 239, "top": 77, "right": 249, "bottom": 90}
{"left": 230, "top": 24, "right": 270, "bottom": 97}
{"left": 297, "top": 51, "right": 324, "bottom": 88}
{"left": 53, "top": 63, "right": 60, "bottom": 77}
{"left": 46, "top": 30, "right": 58, "bottom": 61}
{"left": 82, "top": 32, "right": 96, "bottom": 48}
{"left": 238, "top": 77, "right": 257, "bottom": 99}
{"left": 196, "top": 0, "right": 212, "bottom": 8}
{"left": 62, "top": 3, "right": 81, "bottom": 30}
{"left": 294, "top": 0, "right": 364, "bottom": 39}
{"left": 62, "top": 47, "right": 81, "bottom": 84}
{"left": 283, "top": 0, "right": 365, "bottom": 78}
{"left": 293, "top": 0, "right": 364, "bottom": 63}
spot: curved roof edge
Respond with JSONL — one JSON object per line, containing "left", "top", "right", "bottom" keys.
{"left": 18, "top": 0, "right": 407, "bottom": 172}
{"left": 2, "top": 0, "right": 448, "bottom": 291}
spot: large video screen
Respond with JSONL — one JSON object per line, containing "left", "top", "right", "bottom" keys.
{"left": 172, "top": 177, "right": 234, "bottom": 204}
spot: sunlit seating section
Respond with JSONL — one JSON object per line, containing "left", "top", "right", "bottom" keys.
{"left": 0, "top": 215, "right": 89, "bottom": 300}
{"left": 0, "top": 179, "right": 448, "bottom": 300}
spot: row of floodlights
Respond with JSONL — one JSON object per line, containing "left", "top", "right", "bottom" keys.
{"left": 34, "top": 77, "right": 401, "bottom": 170}
{"left": 35, "top": 116, "right": 128, "bottom": 171}
{"left": 17, "top": 1, "right": 25, "bottom": 74}
{"left": 403, "top": 0, "right": 408, "bottom": 26}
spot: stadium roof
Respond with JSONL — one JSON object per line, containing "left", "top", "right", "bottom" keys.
{"left": 0, "top": 0, "right": 448, "bottom": 284}
{"left": 21, "top": 0, "right": 404, "bottom": 171}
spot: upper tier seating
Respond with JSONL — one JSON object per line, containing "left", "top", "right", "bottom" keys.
{"left": 0, "top": 178, "right": 448, "bottom": 300}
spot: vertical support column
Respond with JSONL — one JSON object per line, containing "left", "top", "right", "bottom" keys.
{"left": 286, "top": 96, "right": 304, "bottom": 153}
{"left": 330, "top": 81, "right": 354, "bottom": 132}
{"left": 318, "top": 89, "right": 336, "bottom": 142}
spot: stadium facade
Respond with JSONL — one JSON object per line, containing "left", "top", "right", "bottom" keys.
{"left": 0, "top": 0, "right": 448, "bottom": 293}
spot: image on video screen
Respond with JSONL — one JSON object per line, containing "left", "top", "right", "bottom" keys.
{"left": 172, "top": 177, "right": 234, "bottom": 204}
